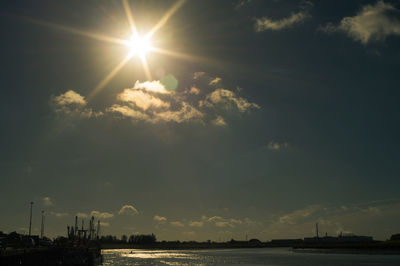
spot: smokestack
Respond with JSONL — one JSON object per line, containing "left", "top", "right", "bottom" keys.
{"left": 75, "top": 216, "right": 78, "bottom": 236}
{"left": 316, "top": 222, "right": 319, "bottom": 238}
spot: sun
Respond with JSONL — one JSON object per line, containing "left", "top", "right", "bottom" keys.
{"left": 128, "top": 35, "right": 152, "bottom": 57}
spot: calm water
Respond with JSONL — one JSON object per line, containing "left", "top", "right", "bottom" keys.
{"left": 102, "top": 248, "right": 400, "bottom": 265}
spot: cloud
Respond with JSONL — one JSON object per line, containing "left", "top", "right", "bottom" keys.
{"left": 318, "top": 1, "right": 400, "bottom": 44}
{"left": 90, "top": 210, "right": 114, "bottom": 219}
{"left": 76, "top": 210, "right": 114, "bottom": 219}
{"left": 117, "top": 89, "right": 171, "bottom": 111}
{"left": 207, "top": 216, "right": 243, "bottom": 228}
{"left": 53, "top": 75, "right": 260, "bottom": 125}
{"left": 267, "top": 141, "right": 289, "bottom": 151}
{"left": 100, "top": 221, "right": 110, "bottom": 227}
{"left": 54, "top": 90, "right": 87, "bottom": 106}
{"left": 278, "top": 205, "right": 323, "bottom": 225}
{"left": 42, "top": 197, "right": 53, "bottom": 207}
{"left": 107, "top": 105, "right": 150, "bottom": 121}
{"left": 209, "top": 77, "right": 222, "bottom": 86}
{"left": 133, "top": 80, "right": 171, "bottom": 94}
{"left": 154, "top": 215, "right": 167, "bottom": 222}
{"left": 188, "top": 221, "right": 204, "bottom": 227}
{"left": 212, "top": 116, "right": 227, "bottom": 127}
{"left": 108, "top": 81, "right": 204, "bottom": 124}
{"left": 49, "top": 211, "right": 69, "bottom": 217}
{"left": 202, "top": 88, "right": 260, "bottom": 112}
{"left": 51, "top": 90, "right": 103, "bottom": 118}
{"left": 255, "top": 1, "right": 313, "bottom": 31}
{"left": 118, "top": 205, "right": 139, "bottom": 215}
{"left": 153, "top": 102, "right": 203, "bottom": 123}
{"left": 76, "top": 212, "right": 88, "bottom": 218}
{"left": 170, "top": 221, "right": 185, "bottom": 227}
{"left": 189, "top": 86, "right": 200, "bottom": 95}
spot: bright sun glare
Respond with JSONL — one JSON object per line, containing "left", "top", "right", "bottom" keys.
{"left": 128, "top": 35, "right": 152, "bottom": 56}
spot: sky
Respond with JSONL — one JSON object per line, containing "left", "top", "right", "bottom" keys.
{"left": 1, "top": 0, "right": 400, "bottom": 241}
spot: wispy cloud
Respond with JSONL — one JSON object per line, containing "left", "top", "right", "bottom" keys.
{"left": 118, "top": 205, "right": 139, "bottom": 215}
{"left": 170, "top": 221, "right": 185, "bottom": 227}
{"left": 90, "top": 210, "right": 114, "bottom": 219}
{"left": 261, "top": 199, "right": 400, "bottom": 240}
{"left": 100, "top": 221, "right": 110, "bottom": 227}
{"left": 49, "top": 211, "right": 69, "bottom": 217}
{"left": 209, "top": 77, "right": 221, "bottom": 86}
{"left": 76, "top": 212, "right": 88, "bottom": 218}
{"left": 255, "top": 1, "right": 313, "bottom": 31}
{"left": 318, "top": 1, "right": 400, "bottom": 44}
{"left": 154, "top": 215, "right": 167, "bottom": 223}
{"left": 76, "top": 210, "right": 114, "bottom": 219}
{"left": 188, "top": 221, "right": 204, "bottom": 227}
{"left": 206, "top": 215, "right": 243, "bottom": 228}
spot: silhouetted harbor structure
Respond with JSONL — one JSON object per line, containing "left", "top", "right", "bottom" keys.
{"left": 0, "top": 214, "right": 103, "bottom": 265}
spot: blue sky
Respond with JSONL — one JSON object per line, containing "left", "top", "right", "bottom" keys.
{"left": 1, "top": 0, "right": 400, "bottom": 241}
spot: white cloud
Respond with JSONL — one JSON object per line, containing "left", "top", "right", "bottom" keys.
{"left": 170, "top": 221, "right": 185, "bottom": 227}
{"left": 256, "top": 1, "right": 313, "bottom": 31}
{"left": 42, "top": 197, "right": 53, "bottom": 207}
{"left": 319, "top": 1, "right": 400, "bottom": 44}
{"left": 154, "top": 215, "right": 167, "bottom": 222}
{"left": 118, "top": 205, "right": 139, "bottom": 215}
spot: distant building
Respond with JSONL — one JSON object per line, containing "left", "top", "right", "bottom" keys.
{"left": 390, "top": 234, "right": 400, "bottom": 241}
{"left": 270, "top": 239, "right": 303, "bottom": 246}
{"left": 304, "top": 234, "right": 373, "bottom": 244}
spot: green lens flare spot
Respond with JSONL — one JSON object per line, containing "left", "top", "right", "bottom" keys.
{"left": 160, "top": 74, "right": 178, "bottom": 91}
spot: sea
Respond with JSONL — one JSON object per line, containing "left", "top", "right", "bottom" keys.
{"left": 102, "top": 248, "right": 400, "bottom": 265}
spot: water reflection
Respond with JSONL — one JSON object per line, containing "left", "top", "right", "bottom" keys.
{"left": 102, "top": 248, "right": 400, "bottom": 266}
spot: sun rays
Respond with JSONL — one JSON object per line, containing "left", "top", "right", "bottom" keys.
{"left": 19, "top": 0, "right": 198, "bottom": 98}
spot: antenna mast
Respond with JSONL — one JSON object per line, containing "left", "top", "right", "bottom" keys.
{"left": 28, "top": 201, "right": 34, "bottom": 236}
{"left": 40, "top": 210, "right": 45, "bottom": 238}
